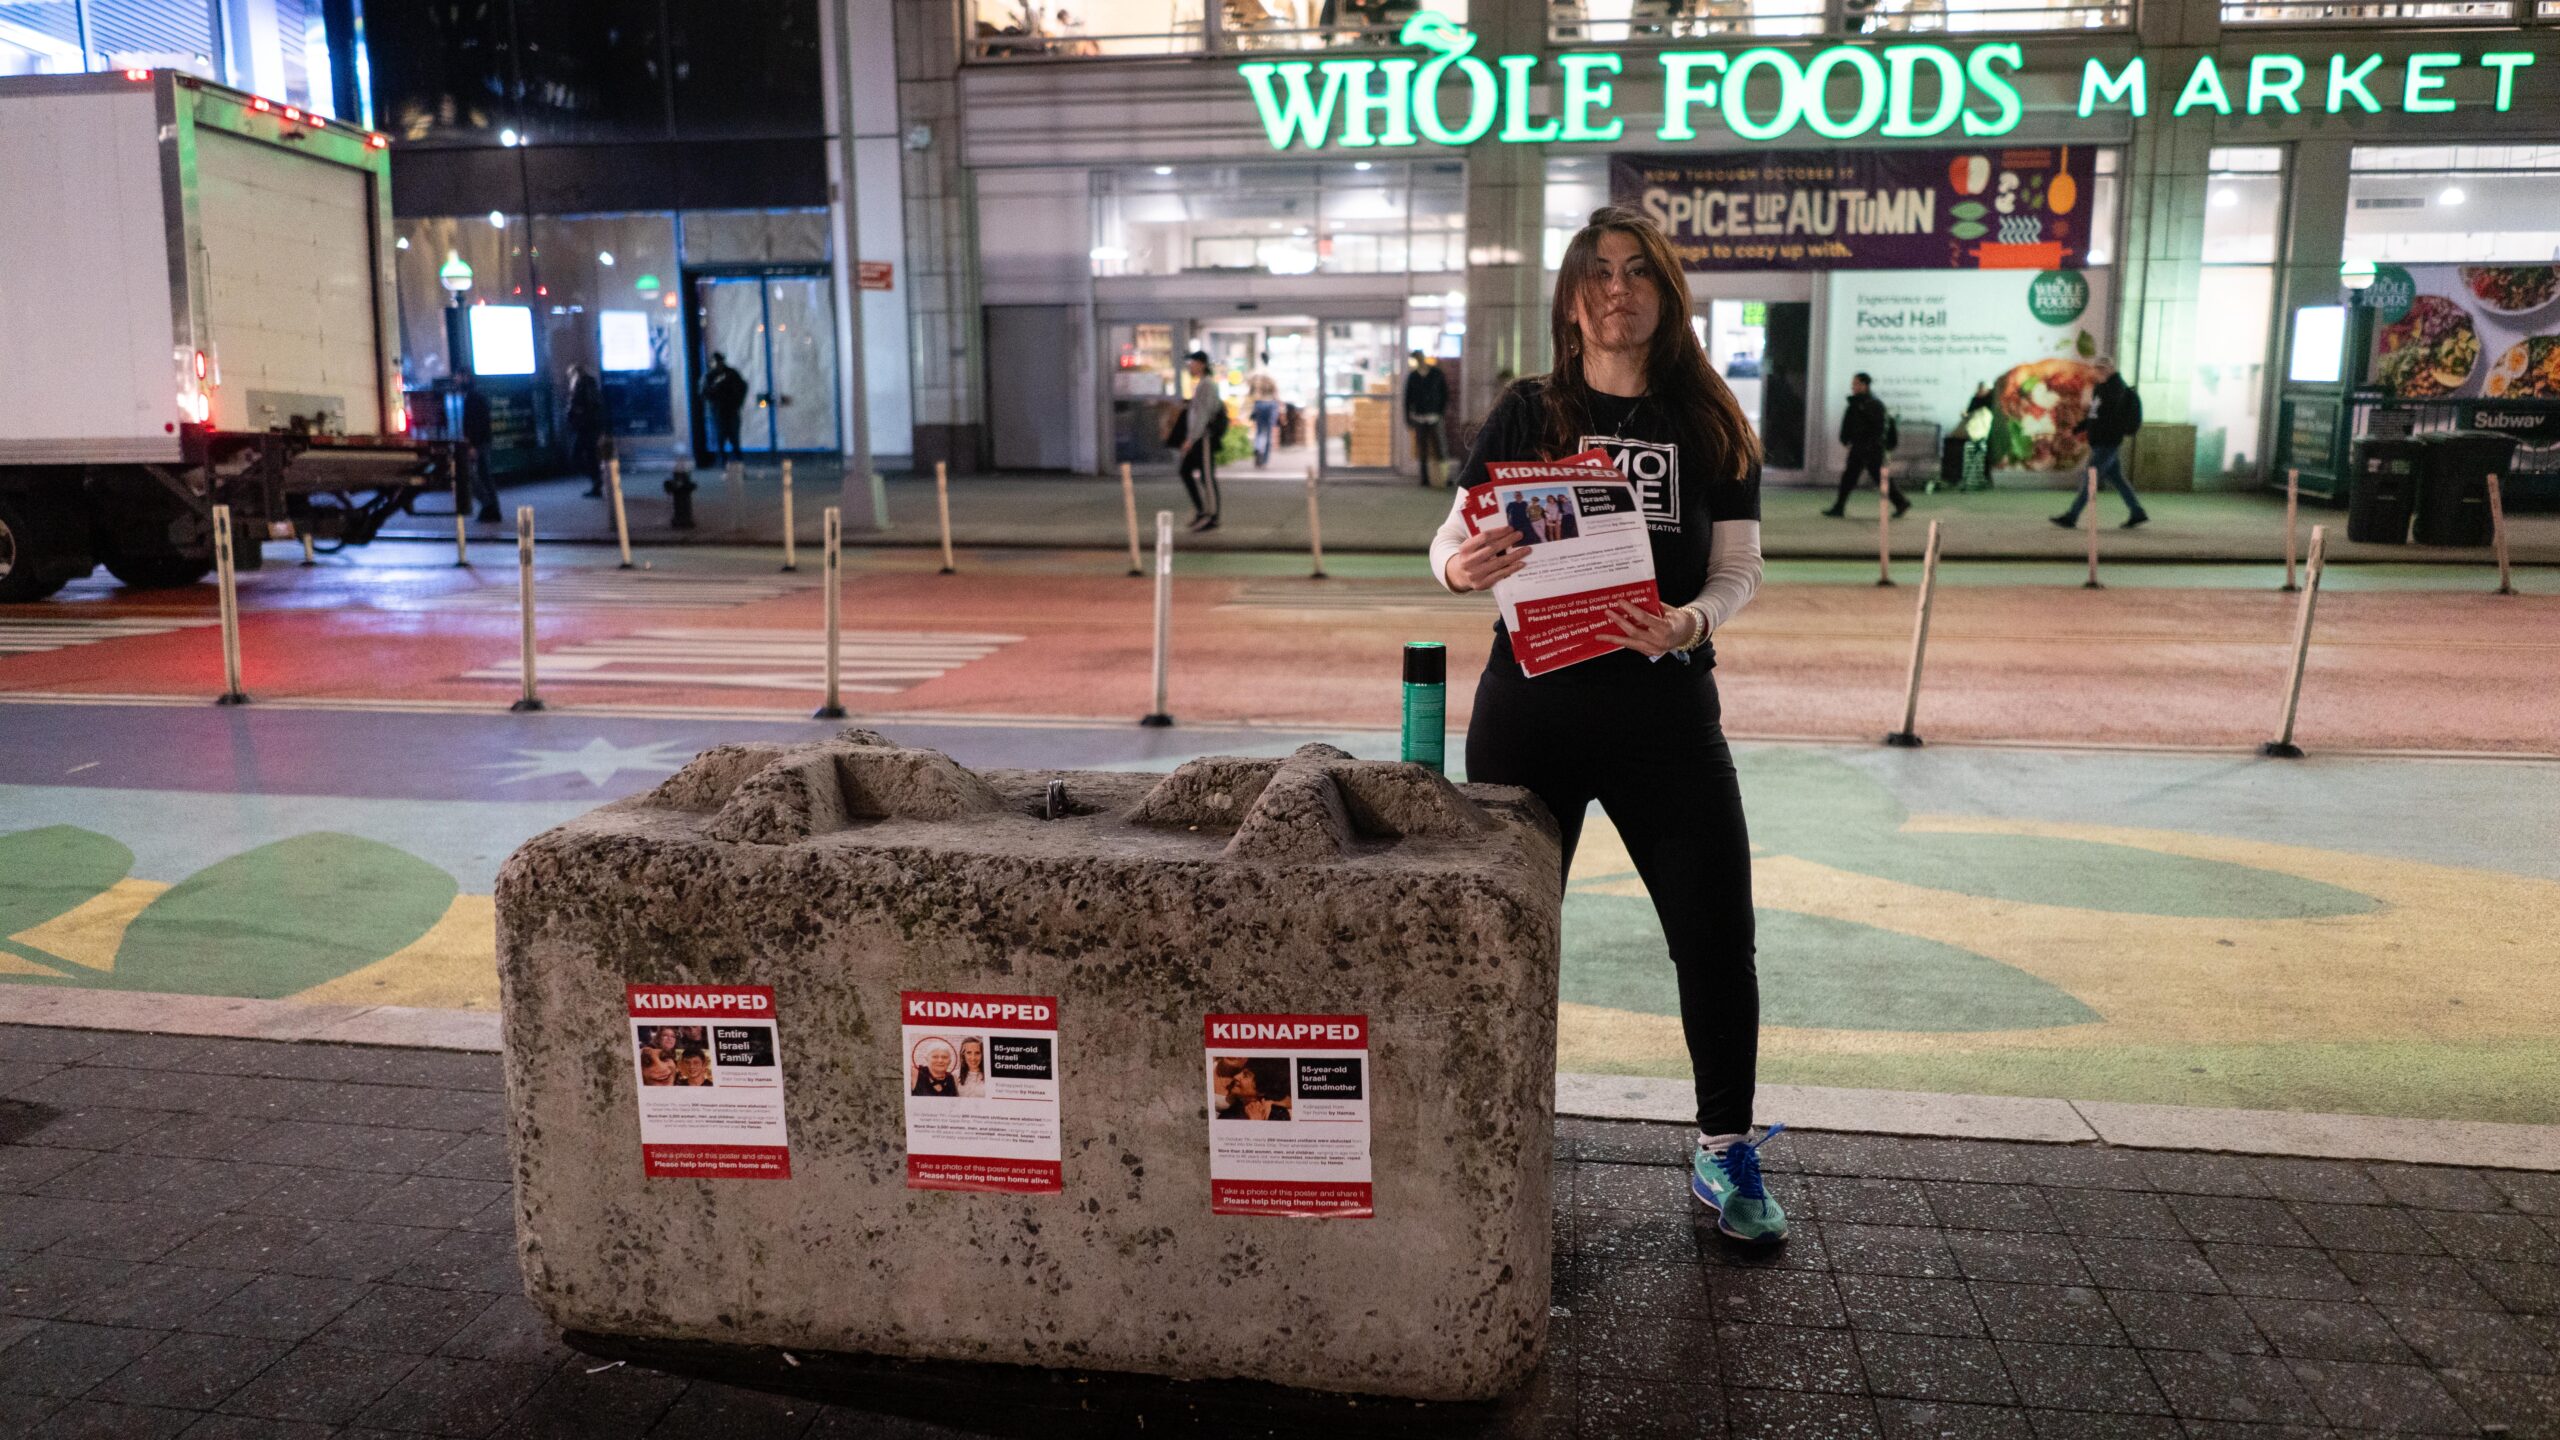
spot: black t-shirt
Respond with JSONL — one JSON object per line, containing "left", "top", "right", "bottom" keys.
{"left": 1454, "top": 379, "right": 1760, "bottom": 680}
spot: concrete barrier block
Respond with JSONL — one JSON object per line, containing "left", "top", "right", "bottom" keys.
{"left": 495, "top": 730, "right": 1565, "bottom": 1400}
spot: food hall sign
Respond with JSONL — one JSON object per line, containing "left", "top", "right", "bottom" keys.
{"left": 1241, "top": 14, "right": 2539, "bottom": 151}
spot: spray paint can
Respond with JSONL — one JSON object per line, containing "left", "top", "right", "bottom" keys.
{"left": 1402, "top": 642, "right": 1446, "bottom": 773}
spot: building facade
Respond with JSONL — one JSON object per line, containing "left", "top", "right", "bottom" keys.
{"left": 849, "top": 0, "right": 2560, "bottom": 494}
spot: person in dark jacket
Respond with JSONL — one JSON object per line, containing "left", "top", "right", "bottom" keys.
{"left": 2055, "top": 358, "right": 2149, "bottom": 529}
{"left": 1405, "top": 349, "right": 1450, "bottom": 488}
{"left": 1825, "top": 373, "right": 1905, "bottom": 518}
{"left": 456, "top": 369, "right": 500, "bottom": 522}
{"left": 564, "top": 365, "right": 607, "bottom": 497}
{"left": 701, "top": 352, "right": 750, "bottom": 461}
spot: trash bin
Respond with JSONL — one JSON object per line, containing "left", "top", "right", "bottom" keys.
{"left": 2346, "top": 438, "right": 2425, "bottom": 544}
{"left": 2413, "top": 431, "right": 2516, "bottom": 547}
{"left": 495, "top": 730, "right": 1565, "bottom": 1401}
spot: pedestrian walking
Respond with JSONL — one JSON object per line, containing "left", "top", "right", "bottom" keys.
{"left": 1405, "top": 348, "right": 1449, "bottom": 488}
{"left": 1165, "top": 350, "right": 1224, "bottom": 532}
{"left": 1247, "top": 363, "right": 1281, "bottom": 468}
{"left": 1429, "top": 205, "right": 1787, "bottom": 1247}
{"left": 701, "top": 351, "right": 750, "bottom": 461}
{"left": 1824, "top": 372, "right": 1905, "bottom": 517}
{"left": 456, "top": 368, "right": 499, "bottom": 522}
{"left": 2054, "top": 357, "right": 2149, "bottom": 529}
{"left": 563, "top": 364, "right": 607, "bottom": 497}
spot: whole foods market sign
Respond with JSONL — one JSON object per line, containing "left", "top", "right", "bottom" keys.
{"left": 1240, "top": 15, "right": 2540, "bottom": 151}
{"left": 1613, "top": 148, "right": 2098, "bottom": 272}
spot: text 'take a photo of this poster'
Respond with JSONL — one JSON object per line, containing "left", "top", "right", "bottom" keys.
{"left": 1206, "top": 1014, "right": 1373, "bottom": 1219}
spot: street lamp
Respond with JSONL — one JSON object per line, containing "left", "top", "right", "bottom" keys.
{"left": 440, "top": 250, "right": 475, "bottom": 298}
{"left": 2340, "top": 258, "right": 2377, "bottom": 293}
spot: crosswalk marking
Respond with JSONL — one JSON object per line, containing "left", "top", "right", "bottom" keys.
{"left": 462, "top": 627, "right": 1023, "bottom": 694}
{"left": 0, "top": 618, "right": 217, "bottom": 656}
{"left": 422, "top": 572, "right": 812, "bottom": 612}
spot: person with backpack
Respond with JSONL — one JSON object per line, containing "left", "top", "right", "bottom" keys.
{"left": 1823, "top": 372, "right": 1906, "bottom": 518}
{"left": 1164, "top": 350, "right": 1225, "bottom": 532}
{"left": 2055, "top": 357, "right": 2149, "bottom": 529}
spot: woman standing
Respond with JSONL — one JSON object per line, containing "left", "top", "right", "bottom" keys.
{"left": 1428, "top": 207, "right": 1784, "bottom": 1243}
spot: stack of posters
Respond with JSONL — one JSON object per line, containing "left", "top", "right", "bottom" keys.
{"left": 1459, "top": 448, "right": 1661, "bottom": 677}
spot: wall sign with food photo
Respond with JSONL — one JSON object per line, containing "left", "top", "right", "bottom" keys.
{"left": 2367, "top": 263, "right": 2560, "bottom": 400}
{"left": 1824, "top": 267, "right": 2113, "bottom": 475}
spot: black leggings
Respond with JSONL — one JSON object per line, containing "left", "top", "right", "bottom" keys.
{"left": 1466, "top": 661, "right": 1758, "bottom": 1137}
{"left": 1179, "top": 440, "right": 1220, "bottom": 520}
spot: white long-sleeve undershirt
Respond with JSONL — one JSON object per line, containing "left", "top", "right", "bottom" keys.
{"left": 1427, "top": 489, "right": 1764, "bottom": 638}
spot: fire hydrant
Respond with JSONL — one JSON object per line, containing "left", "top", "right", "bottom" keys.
{"left": 664, "top": 466, "right": 697, "bottom": 529}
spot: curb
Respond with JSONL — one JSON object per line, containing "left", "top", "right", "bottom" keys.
{"left": 4, "top": 988, "right": 2550, "bottom": 1172}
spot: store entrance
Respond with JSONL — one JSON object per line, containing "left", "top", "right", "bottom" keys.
{"left": 1103, "top": 309, "right": 1406, "bottom": 482}
{"left": 1689, "top": 276, "right": 1813, "bottom": 476}
{"left": 685, "top": 266, "right": 841, "bottom": 461}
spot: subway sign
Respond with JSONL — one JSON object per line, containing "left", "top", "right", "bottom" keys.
{"left": 1240, "top": 14, "right": 2538, "bottom": 150}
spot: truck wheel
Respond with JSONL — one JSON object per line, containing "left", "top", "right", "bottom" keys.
{"left": 0, "top": 495, "right": 71, "bottom": 602}
{"left": 103, "top": 554, "right": 214, "bottom": 590}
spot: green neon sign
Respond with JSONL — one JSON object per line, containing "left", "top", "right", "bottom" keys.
{"left": 1241, "top": 21, "right": 2543, "bottom": 152}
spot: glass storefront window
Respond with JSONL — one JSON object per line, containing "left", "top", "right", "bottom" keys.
{"left": 2222, "top": 0, "right": 2507, "bottom": 24}
{"left": 2191, "top": 146, "right": 2284, "bottom": 485}
{"left": 680, "top": 209, "right": 832, "bottom": 264}
{"left": 510, "top": 0, "right": 673, "bottom": 143}
{"left": 971, "top": 0, "right": 1467, "bottom": 60}
{"left": 537, "top": 214, "right": 687, "bottom": 446}
{"left": 1549, "top": 0, "right": 2124, "bottom": 41}
{"left": 2347, "top": 146, "right": 2560, "bottom": 264}
{"left": 394, "top": 214, "right": 539, "bottom": 384}
{"left": 1093, "top": 162, "right": 1462, "bottom": 277}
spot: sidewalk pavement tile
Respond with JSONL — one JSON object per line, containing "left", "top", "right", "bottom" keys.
{"left": 2287, "top": 1356, "right": 2475, "bottom": 1433}
{"left": 2072, "top": 1237, "right": 2226, "bottom": 1293}
{"left": 1942, "top": 1232, "right": 2088, "bottom": 1287}
{"left": 1573, "top": 1303, "right": 1722, "bottom": 1382}
{"left": 25, "top": 1398, "right": 193, "bottom": 1437}
{"left": 2237, "top": 1296, "right": 2419, "bottom": 1363}
{"left": 85, "top": 1330, "right": 286, "bottom": 1410}
{"left": 2419, "top": 1209, "right": 2560, "bottom": 1263}
{"left": 0, "top": 1320, "right": 166, "bottom": 1397}
{"left": 2287, "top": 1200, "right": 2450, "bottom": 1255}
{"left": 1967, "top": 1282, "right": 2122, "bottom": 1347}
{"left": 180, "top": 1415, "right": 338, "bottom": 1440}
{"left": 2168, "top": 1196, "right": 2318, "bottom": 1248}
{"left": 2377, "top": 1301, "right": 2559, "bottom": 1372}
{"left": 1835, "top": 1274, "right": 1983, "bottom": 1338}
{"left": 2202, "top": 1243, "right": 2358, "bottom": 1301}
{"left": 2366, "top": 1164, "right": 2511, "bottom": 1213}
{"left": 348, "top": 1353, "right": 548, "bottom": 1435}
{"left": 1822, "top": 1224, "right": 1959, "bottom": 1280}
{"left": 1809, "top": 1179, "right": 1934, "bottom": 1228}
{"left": 2487, "top": 1170, "right": 2560, "bottom": 1215}
{"left": 2045, "top": 1189, "right": 2184, "bottom": 1240}
{"left": 2332, "top": 1250, "right": 2503, "bottom": 1310}
{"left": 2133, "top": 1152, "right": 2274, "bottom": 1199}
{"left": 311, "top": 1282, "right": 494, "bottom": 1355}
{"left": 2250, "top": 1158, "right": 2390, "bottom": 1207}
{"left": 183, "top": 1274, "right": 369, "bottom": 1342}
{"left": 1724, "top": 1387, "right": 1880, "bottom": 1438}
{"left": 60, "top": 1265, "right": 258, "bottom": 1331}
{"left": 645, "top": 1379, "right": 828, "bottom": 1440}
{"left": 1994, "top": 1340, "right": 2167, "bottom": 1414}
{"left": 2101, "top": 1291, "right": 2269, "bottom": 1354}
{"left": 1875, "top": 1397, "right": 2030, "bottom": 1438}
{"left": 1716, "top": 1323, "right": 1864, "bottom": 1394}
{"left": 506, "top": 1355, "right": 692, "bottom": 1434}
{"left": 2139, "top": 1350, "right": 2323, "bottom": 1425}
{"left": 1550, "top": 1373, "right": 1724, "bottom": 1438}
{"left": 2469, "top": 1258, "right": 2560, "bottom": 1313}
{"left": 1854, "top": 1332, "right": 2014, "bottom": 1405}
{"left": 2435, "top": 1366, "right": 2560, "bottom": 1439}
{"left": 1922, "top": 1183, "right": 2059, "bottom": 1236}
{"left": 1705, "top": 1269, "right": 1846, "bottom": 1329}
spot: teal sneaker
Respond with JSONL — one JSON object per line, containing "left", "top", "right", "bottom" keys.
{"left": 1690, "top": 1124, "right": 1789, "bottom": 1245}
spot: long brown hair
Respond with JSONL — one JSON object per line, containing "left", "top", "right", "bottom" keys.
{"left": 1540, "top": 206, "right": 1759, "bottom": 483}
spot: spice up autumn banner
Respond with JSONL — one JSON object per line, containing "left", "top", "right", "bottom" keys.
{"left": 1612, "top": 147, "right": 2098, "bottom": 272}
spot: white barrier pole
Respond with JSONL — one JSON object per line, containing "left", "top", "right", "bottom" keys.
{"left": 1120, "top": 463, "right": 1143, "bottom": 578}
{"left": 297, "top": 528, "right": 316, "bottom": 567}
{"left": 212, "top": 504, "right": 248, "bottom": 706}
{"left": 2282, "top": 466, "right": 2300, "bottom": 593}
{"left": 934, "top": 459, "right": 956, "bottom": 575}
{"left": 1141, "top": 509, "right": 1174, "bottom": 728}
{"left": 815, "top": 506, "right": 846, "bottom": 719}
{"left": 780, "top": 458, "right": 798, "bottom": 573}
{"left": 1885, "top": 520, "right": 1943, "bottom": 748}
{"left": 2082, "top": 467, "right": 2103, "bottom": 590}
{"left": 608, "top": 456, "right": 633, "bottom": 570}
{"left": 2487, "top": 472, "right": 2515, "bottom": 596}
{"left": 511, "top": 505, "right": 544, "bottom": 713}
{"left": 1306, "top": 465, "right": 1328, "bottom": 580}
{"left": 2260, "top": 524, "right": 2327, "bottom": 758}
{"left": 1875, "top": 466, "right": 1894, "bottom": 587}
{"left": 453, "top": 510, "right": 469, "bottom": 569}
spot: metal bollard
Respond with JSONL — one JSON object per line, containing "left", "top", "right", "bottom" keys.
{"left": 2282, "top": 466, "right": 2301, "bottom": 593}
{"left": 815, "top": 506, "right": 847, "bottom": 720}
{"left": 1306, "top": 465, "right": 1328, "bottom": 580}
{"left": 1140, "top": 509, "right": 1174, "bottom": 728}
{"left": 2260, "top": 524, "right": 2327, "bottom": 758}
{"left": 511, "top": 505, "right": 545, "bottom": 713}
{"left": 608, "top": 456, "right": 633, "bottom": 570}
{"left": 298, "top": 528, "right": 316, "bottom": 567}
{"left": 1884, "top": 521, "right": 1944, "bottom": 748}
{"left": 211, "top": 504, "right": 248, "bottom": 706}
{"left": 1120, "top": 463, "right": 1143, "bottom": 578}
{"left": 2082, "top": 468, "right": 2102, "bottom": 590}
{"left": 2487, "top": 472, "right": 2515, "bottom": 596}
{"left": 934, "top": 459, "right": 956, "bottom": 575}
{"left": 453, "top": 511, "right": 470, "bottom": 569}
{"left": 1875, "top": 468, "right": 1894, "bottom": 587}
{"left": 780, "top": 458, "right": 798, "bottom": 572}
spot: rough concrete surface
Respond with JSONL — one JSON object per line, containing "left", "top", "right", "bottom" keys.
{"left": 495, "top": 731, "right": 1564, "bottom": 1401}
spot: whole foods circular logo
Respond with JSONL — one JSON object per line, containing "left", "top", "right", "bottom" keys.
{"left": 2368, "top": 264, "right": 2418, "bottom": 325}
{"left": 2027, "top": 270, "right": 2090, "bottom": 326}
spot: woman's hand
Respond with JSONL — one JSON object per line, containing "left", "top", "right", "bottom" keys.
{"left": 1445, "top": 526, "right": 1527, "bottom": 593}
{"left": 1602, "top": 600, "right": 1698, "bottom": 658}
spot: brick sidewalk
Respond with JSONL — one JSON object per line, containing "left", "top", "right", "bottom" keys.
{"left": 1, "top": 1026, "right": 2553, "bottom": 1439}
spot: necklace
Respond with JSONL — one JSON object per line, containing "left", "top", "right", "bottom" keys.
{"left": 1597, "top": 390, "right": 1650, "bottom": 442}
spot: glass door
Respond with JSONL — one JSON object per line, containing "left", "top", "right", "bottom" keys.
{"left": 691, "top": 270, "right": 840, "bottom": 455}
{"left": 1319, "top": 318, "right": 1401, "bottom": 477}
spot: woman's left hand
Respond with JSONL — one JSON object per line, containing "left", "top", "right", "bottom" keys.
{"left": 1602, "top": 600, "right": 1694, "bottom": 657}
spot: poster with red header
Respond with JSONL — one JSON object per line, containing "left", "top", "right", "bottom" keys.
{"left": 627, "top": 984, "right": 791, "bottom": 1179}
{"left": 1205, "top": 1014, "right": 1371, "bottom": 1219}
{"left": 900, "top": 991, "right": 1063, "bottom": 1194}
{"left": 1460, "top": 448, "right": 1662, "bottom": 678}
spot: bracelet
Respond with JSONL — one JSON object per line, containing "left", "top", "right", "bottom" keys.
{"left": 1677, "top": 603, "right": 1712, "bottom": 653}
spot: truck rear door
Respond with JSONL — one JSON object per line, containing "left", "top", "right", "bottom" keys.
{"left": 195, "top": 126, "right": 382, "bottom": 436}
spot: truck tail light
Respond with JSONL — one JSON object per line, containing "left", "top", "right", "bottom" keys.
{"left": 123, "top": 68, "right": 150, "bottom": 81}
{"left": 283, "top": 106, "right": 301, "bottom": 121}
{"left": 250, "top": 97, "right": 272, "bottom": 112}
{"left": 392, "top": 402, "right": 409, "bottom": 434}
{"left": 366, "top": 133, "right": 389, "bottom": 149}
{"left": 193, "top": 351, "right": 208, "bottom": 380}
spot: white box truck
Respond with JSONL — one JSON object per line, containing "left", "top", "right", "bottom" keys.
{"left": 0, "top": 68, "right": 448, "bottom": 601}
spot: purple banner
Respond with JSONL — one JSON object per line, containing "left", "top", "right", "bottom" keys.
{"left": 1611, "top": 147, "right": 2101, "bottom": 273}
